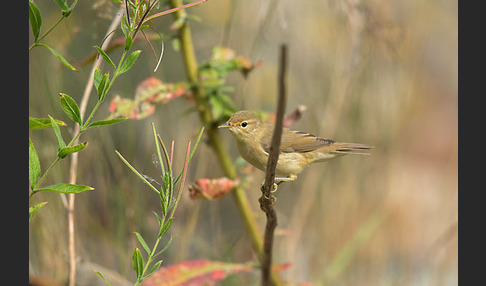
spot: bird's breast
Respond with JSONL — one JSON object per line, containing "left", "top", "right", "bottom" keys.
{"left": 235, "top": 140, "right": 269, "bottom": 172}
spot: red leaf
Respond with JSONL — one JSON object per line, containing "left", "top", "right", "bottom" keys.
{"left": 142, "top": 260, "right": 254, "bottom": 286}
{"left": 188, "top": 177, "right": 240, "bottom": 200}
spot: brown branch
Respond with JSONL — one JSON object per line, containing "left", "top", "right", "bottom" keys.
{"left": 65, "top": 10, "right": 124, "bottom": 286}
{"left": 260, "top": 44, "right": 287, "bottom": 286}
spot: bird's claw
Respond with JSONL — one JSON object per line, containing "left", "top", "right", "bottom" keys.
{"left": 259, "top": 193, "right": 277, "bottom": 210}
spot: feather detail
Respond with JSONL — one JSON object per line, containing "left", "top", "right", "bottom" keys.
{"left": 330, "top": 142, "right": 374, "bottom": 155}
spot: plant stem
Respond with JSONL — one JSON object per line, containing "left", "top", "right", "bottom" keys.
{"left": 29, "top": 16, "right": 65, "bottom": 51}
{"left": 65, "top": 10, "right": 124, "bottom": 286}
{"left": 259, "top": 44, "right": 287, "bottom": 286}
{"left": 167, "top": 1, "right": 282, "bottom": 284}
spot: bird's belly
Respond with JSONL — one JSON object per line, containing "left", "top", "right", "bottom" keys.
{"left": 274, "top": 153, "right": 308, "bottom": 177}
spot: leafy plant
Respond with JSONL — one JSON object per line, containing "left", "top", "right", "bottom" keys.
{"left": 29, "top": 0, "right": 78, "bottom": 70}
{"left": 106, "top": 124, "right": 203, "bottom": 285}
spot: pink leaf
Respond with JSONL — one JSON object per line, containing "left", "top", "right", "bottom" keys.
{"left": 142, "top": 260, "right": 254, "bottom": 286}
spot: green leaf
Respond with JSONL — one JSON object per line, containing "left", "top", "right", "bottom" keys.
{"left": 93, "top": 67, "right": 102, "bottom": 93}
{"left": 29, "top": 117, "right": 66, "bottom": 129}
{"left": 93, "top": 270, "right": 112, "bottom": 286}
{"left": 59, "top": 93, "right": 82, "bottom": 125}
{"left": 152, "top": 211, "right": 162, "bottom": 228}
{"left": 53, "top": 0, "right": 68, "bottom": 10}
{"left": 134, "top": 232, "right": 151, "bottom": 255}
{"left": 61, "top": 0, "right": 78, "bottom": 18}
{"left": 87, "top": 118, "right": 128, "bottom": 129}
{"left": 125, "top": 35, "right": 133, "bottom": 51}
{"left": 94, "top": 46, "right": 116, "bottom": 70}
{"left": 98, "top": 72, "right": 110, "bottom": 102}
{"left": 49, "top": 115, "right": 66, "bottom": 149}
{"left": 158, "top": 218, "right": 173, "bottom": 238}
{"left": 145, "top": 260, "right": 163, "bottom": 280}
{"left": 33, "top": 183, "right": 94, "bottom": 195}
{"left": 29, "top": 202, "right": 47, "bottom": 220}
{"left": 29, "top": 0, "right": 42, "bottom": 41}
{"left": 132, "top": 248, "right": 144, "bottom": 279}
{"left": 115, "top": 150, "right": 161, "bottom": 195}
{"left": 29, "top": 139, "right": 41, "bottom": 189}
{"left": 57, "top": 142, "right": 88, "bottom": 159}
{"left": 118, "top": 50, "right": 141, "bottom": 75}
{"left": 37, "top": 43, "right": 77, "bottom": 71}
{"left": 153, "top": 236, "right": 174, "bottom": 258}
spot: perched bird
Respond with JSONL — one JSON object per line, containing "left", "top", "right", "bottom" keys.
{"left": 218, "top": 110, "right": 373, "bottom": 183}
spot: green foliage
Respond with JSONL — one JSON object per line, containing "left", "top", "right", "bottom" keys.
{"left": 28, "top": 0, "right": 42, "bottom": 41}
{"left": 112, "top": 124, "right": 203, "bottom": 285}
{"left": 28, "top": 0, "right": 147, "bottom": 219}
{"left": 28, "top": 138, "right": 41, "bottom": 188}
{"left": 59, "top": 93, "right": 82, "bottom": 125}
{"left": 29, "top": 117, "right": 66, "bottom": 129}
{"left": 31, "top": 183, "right": 94, "bottom": 197}
{"left": 29, "top": 0, "right": 77, "bottom": 70}
{"left": 29, "top": 202, "right": 47, "bottom": 221}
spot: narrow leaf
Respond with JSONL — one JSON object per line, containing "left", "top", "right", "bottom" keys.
{"left": 125, "top": 35, "right": 133, "bottom": 51}
{"left": 32, "top": 183, "right": 94, "bottom": 196}
{"left": 29, "top": 202, "right": 48, "bottom": 220}
{"left": 87, "top": 118, "right": 128, "bottom": 129}
{"left": 189, "top": 127, "right": 204, "bottom": 164}
{"left": 94, "top": 46, "right": 116, "bottom": 69}
{"left": 118, "top": 50, "right": 141, "bottom": 75}
{"left": 49, "top": 115, "right": 66, "bottom": 149}
{"left": 57, "top": 142, "right": 88, "bottom": 159}
{"left": 29, "top": 138, "right": 41, "bottom": 189}
{"left": 53, "top": 0, "right": 68, "bottom": 10}
{"left": 158, "top": 218, "right": 173, "bottom": 238}
{"left": 38, "top": 43, "right": 77, "bottom": 71}
{"left": 93, "top": 270, "right": 112, "bottom": 286}
{"left": 153, "top": 236, "right": 175, "bottom": 259}
{"left": 134, "top": 232, "right": 151, "bottom": 255}
{"left": 28, "top": 0, "right": 42, "bottom": 41}
{"left": 59, "top": 93, "right": 82, "bottom": 125}
{"left": 145, "top": 260, "right": 163, "bottom": 280}
{"left": 98, "top": 73, "right": 110, "bottom": 102}
{"left": 93, "top": 67, "right": 102, "bottom": 92}
{"left": 132, "top": 248, "right": 144, "bottom": 279}
{"left": 152, "top": 211, "right": 162, "bottom": 228}
{"left": 115, "top": 150, "right": 160, "bottom": 195}
{"left": 29, "top": 117, "right": 66, "bottom": 129}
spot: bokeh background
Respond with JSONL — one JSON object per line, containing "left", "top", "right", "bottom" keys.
{"left": 29, "top": 0, "right": 458, "bottom": 285}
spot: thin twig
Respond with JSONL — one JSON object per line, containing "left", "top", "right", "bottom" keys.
{"left": 260, "top": 44, "right": 287, "bottom": 286}
{"left": 65, "top": 9, "right": 124, "bottom": 286}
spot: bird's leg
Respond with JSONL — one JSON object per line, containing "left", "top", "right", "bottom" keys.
{"left": 274, "top": 174, "right": 297, "bottom": 186}
{"left": 259, "top": 175, "right": 296, "bottom": 209}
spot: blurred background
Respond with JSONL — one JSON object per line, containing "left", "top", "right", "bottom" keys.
{"left": 29, "top": 0, "right": 457, "bottom": 285}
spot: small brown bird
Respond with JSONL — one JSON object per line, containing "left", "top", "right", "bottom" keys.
{"left": 219, "top": 110, "right": 373, "bottom": 183}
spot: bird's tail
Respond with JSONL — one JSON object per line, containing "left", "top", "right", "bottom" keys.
{"left": 331, "top": 142, "right": 374, "bottom": 155}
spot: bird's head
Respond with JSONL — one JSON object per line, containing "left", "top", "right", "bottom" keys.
{"left": 218, "top": 110, "right": 264, "bottom": 142}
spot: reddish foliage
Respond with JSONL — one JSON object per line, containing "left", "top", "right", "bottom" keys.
{"left": 142, "top": 260, "right": 253, "bottom": 286}
{"left": 188, "top": 177, "right": 239, "bottom": 200}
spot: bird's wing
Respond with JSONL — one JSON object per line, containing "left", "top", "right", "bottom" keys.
{"left": 281, "top": 130, "right": 335, "bottom": 153}
{"left": 261, "top": 124, "right": 335, "bottom": 153}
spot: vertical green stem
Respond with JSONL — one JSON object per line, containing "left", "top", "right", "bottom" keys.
{"left": 167, "top": 2, "right": 283, "bottom": 284}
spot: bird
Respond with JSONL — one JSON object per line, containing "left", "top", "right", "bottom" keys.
{"left": 218, "top": 110, "right": 373, "bottom": 184}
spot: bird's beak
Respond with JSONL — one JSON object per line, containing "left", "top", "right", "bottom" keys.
{"left": 218, "top": 122, "right": 232, "bottom": 128}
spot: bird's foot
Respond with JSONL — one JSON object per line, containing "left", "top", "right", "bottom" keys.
{"left": 259, "top": 182, "right": 278, "bottom": 210}
{"left": 258, "top": 193, "right": 277, "bottom": 210}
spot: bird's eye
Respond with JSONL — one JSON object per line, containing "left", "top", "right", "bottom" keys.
{"left": 241, "top": 121, "right": 248, "bottom": 128}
